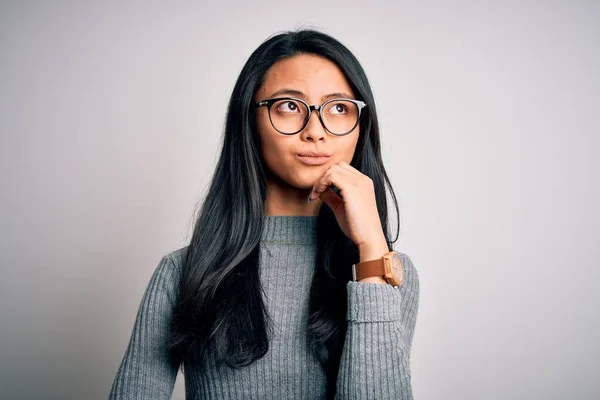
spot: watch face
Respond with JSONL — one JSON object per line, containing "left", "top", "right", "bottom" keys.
{"left": 391, "top": 253, "right": 403, "bottom": 282}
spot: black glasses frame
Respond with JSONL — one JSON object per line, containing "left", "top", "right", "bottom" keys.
{"left": 254, "top": 97, "right": 367, "bottom": 136}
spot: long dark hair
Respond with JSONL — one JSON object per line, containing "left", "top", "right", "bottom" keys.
{"left": 169, "top": 28, "right": 400, "bottom": 396}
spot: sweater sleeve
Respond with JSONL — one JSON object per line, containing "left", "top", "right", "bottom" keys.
{"left": 335, "top": 253, "right": 420, "bottom": 399}
{"left": 109, "top": 254, "right": 181, "bottom": 400}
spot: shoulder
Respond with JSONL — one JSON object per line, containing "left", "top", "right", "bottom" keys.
{"left": 163, "top": 245, "right": 189, "bottom": 268}
{"left": 142, "top": 246, "right": 189, "bottom": 306}
{"left": 154, "top": 245, "right": 189, "bottom": 284}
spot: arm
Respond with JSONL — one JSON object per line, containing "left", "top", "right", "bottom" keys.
{"left": 109, "top": 254, "right": 180, "bottom": 399}
{"left": 336, "top": 253, "right": 420, "bottom": 399}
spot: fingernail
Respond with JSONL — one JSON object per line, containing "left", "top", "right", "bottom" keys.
{"left": 307, "top": 193, "right": 312, "bottom": 203}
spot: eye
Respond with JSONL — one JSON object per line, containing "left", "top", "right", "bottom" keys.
{"left": 276, "top": 100, "right": 302, "bottom": 113}
{"left": 326, "top": 101, "right": 349, "bottom": 115}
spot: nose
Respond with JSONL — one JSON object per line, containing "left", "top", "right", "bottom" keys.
{"left": 301, "top": 109, "right": 327, "bottom": 141}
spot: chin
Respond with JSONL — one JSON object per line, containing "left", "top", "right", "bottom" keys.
{"left": 284, "top": 175, "right": 318, "bottom": 190}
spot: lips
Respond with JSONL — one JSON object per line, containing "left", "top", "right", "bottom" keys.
{"left": 297, "top": 151, "right": 332, "bottom": 157}
{"left": 296, "top": 153, "right": 331, "bottom": 166}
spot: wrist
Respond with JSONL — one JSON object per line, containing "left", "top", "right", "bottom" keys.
{"left": 357, "top": 237, "right": 390, "bottom": 285}
{"left": 358, "top": 237, "right": 389, "bottom": 263}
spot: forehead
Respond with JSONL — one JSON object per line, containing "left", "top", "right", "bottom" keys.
{"left": 257, "top": 54, "right": 355, "bottom": 101}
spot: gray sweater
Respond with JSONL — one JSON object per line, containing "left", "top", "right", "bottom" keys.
{"left": 109, "top": 216, "right": 419, "bottom": 399}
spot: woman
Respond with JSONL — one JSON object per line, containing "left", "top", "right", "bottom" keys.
{"left": 109, "top": 28, "right": 420, "bottom": 400}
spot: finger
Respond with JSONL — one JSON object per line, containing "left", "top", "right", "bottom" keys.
{"left": 337, "top": 161, "right": 374, "bottom": 191}
{"left": 311, "top": 166, "right": 353, "bottom": 200}
{"left": 338, "top": 161, "right": 364, "bottom": 178}
{"left": 337, "top": 161, "right": 355, "bottom": 171}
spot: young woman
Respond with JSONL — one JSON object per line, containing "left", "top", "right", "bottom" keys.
{"left": 109, "top": 29, "right": 420, "bottom": 400}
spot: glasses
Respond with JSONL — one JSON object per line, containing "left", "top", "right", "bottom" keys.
{"left": 254, "top": 97, "right": 367, "bottom": 136}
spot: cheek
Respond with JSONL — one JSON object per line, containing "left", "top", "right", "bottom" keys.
{"left": 257, "top": 114, "right": 276, "bottom": 150}
{"left": 340, "top": 133, "right": 360, "bottom": 163}
{"left": 258, "top": 125, "right": 289, "bottom": 170}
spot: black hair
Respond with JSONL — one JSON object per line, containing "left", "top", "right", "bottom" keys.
{"left": 168, "top": 28, "right": 400, "bottom": 398}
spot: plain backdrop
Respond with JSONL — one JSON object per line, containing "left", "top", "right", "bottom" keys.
{"left": 1, "top": 1, "right": 598, "bottom": 399}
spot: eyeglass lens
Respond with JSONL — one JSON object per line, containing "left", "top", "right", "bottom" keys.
{"left": 269, "top": 99, "right": 359, "bottom": 135}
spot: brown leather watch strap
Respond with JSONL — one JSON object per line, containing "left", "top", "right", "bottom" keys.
{"left": 353, "top": 259, "right": 386, "bottom": 281}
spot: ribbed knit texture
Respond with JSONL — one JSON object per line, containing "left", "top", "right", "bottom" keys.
{"left": 109, "top": 216, "right": 419, "bottom": 399}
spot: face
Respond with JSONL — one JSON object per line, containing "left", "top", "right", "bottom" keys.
{"left": 254, "top": 54, "right": 360, "bottom": 193}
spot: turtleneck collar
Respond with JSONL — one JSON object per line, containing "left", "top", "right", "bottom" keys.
{"left": 261, "top": 215, "right": 317, "bottom": 245}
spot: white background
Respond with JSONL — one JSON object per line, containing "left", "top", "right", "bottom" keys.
{"left": 1, "top": 1, "right": 598, "bottom": 399}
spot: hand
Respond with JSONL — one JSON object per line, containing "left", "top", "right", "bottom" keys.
{"left": 308, "top": 161, "right": 387, "bottom": 251}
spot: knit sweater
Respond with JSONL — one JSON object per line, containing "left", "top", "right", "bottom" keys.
{"left": 109, "top": 216, "right": 419, "bottom": 399}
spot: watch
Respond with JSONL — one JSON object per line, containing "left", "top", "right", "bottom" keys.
{"left": 352, "top": 250, "right": 404, "bottom": 287}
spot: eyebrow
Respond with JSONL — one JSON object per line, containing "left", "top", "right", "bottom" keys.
{"left": 267, "top": 88, "right": 355, "bottom": 102}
